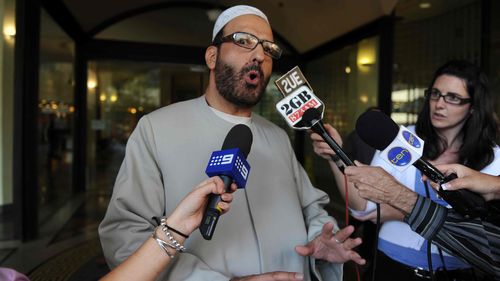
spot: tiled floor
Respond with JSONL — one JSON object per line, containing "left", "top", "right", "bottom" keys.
{"left": 1, "top": 191, "right": 111, "bottom": 280}
{"left": 0, "top": 141, "right": 124, "bottom": 280}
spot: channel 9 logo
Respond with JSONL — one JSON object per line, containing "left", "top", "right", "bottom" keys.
{"left": 205, "top": 148, "right": 251, "bottom": 188}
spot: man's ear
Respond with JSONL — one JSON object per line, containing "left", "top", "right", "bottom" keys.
{"left": 205, "top": 46, "right": 217, "bottom": 70}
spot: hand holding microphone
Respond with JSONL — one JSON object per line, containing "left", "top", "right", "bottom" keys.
{"left": 423, "top": 163, "right": 500, "bottom": 202}
{"left": 302, "top": 108, "right": 355, "bottom": 172}
{"left": 310, "top": 123, "right": 344, "bottom": 161}
{"left": 167, "top": 177, "right": 237, "bottom": 237}
{"left": 102, "top": 176, "right": 237, "bottom": 281}
{"left": 200, "top": 124, "right": 253, "bottom": 240}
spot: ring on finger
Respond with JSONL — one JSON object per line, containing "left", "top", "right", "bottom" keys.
{"left": 334, "top": 237, "right": 343, "bottom": 244}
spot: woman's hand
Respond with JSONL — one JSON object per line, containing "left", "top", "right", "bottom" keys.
{"left": 425, "top": 164, "right": 500, "bottom": 201}
{"left": 167, "top": 176, "right": 237, "bottom": 236}
{"left": 310, "top": 123, "right": 343, "bottom": 161}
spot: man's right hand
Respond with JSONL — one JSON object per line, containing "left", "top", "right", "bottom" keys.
{"left": 231, "top": 272, "right": 304, "bottom": 281}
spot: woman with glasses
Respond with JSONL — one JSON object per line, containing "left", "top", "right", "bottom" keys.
{"left": 311, "top": 60, "right": 500, "bottom": 280}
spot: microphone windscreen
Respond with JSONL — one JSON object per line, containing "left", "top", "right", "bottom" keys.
{"left": 355, "top": 110, "right": 399, "bottom": 151}
{"left": 221, "top": 124, "right": 253, "bottom": 158}
{"left": 302, "top": 108, "right": 322, "bottom": 126}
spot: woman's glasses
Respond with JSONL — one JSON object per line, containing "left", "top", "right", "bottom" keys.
{"left": 424, "top": 89, "right": 471, "bottom": 105}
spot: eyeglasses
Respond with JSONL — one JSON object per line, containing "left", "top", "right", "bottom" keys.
{"left": 424, "top": 89, "right": 471, "bottom": 105}
{"left": 214, "top": 32, "right": 283, "bottom": 59}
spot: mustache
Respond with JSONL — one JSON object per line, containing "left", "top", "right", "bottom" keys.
{"left": 239, "top": 63, "right": 264, "bottom": 78}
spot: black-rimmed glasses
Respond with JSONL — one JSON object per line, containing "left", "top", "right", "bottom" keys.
{"left": 424, "top": 88, "right": 471, "bottom": 105}
{"left": 213, "top": 32, "right": 283, "bottom": 59}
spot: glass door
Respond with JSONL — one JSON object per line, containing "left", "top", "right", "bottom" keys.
{"left": 86, "top": 61, "right": 208, "bottom": 198}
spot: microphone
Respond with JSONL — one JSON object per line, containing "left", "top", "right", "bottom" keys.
{"left": 273, "top": 66, "right": 354, "bottom": 171}
{"left": 355, "top": 110, "right": 487, "bottom": 219}
{"left": 274, "top": 66, "right": 325, "bottom": 130}
{"left": 302, "top": 108, "right": 355, "bottom": 172}
{"left": 200, "top": 124, "right": 253, "bottom": 240}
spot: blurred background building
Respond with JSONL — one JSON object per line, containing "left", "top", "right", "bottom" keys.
{"left": 0, "top": 0, "right": 499, "bottom": 279}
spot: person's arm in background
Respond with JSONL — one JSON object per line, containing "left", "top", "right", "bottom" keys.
{"left": 101, "top": 177, "right": 236, "bottom": 281}
{"left": 345, "top": 165, "right": 500, "bottom": 278}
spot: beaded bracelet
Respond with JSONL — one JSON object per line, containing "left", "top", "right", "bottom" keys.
{"left": 160, "top": 218, "right": 189, "bottom": 238}
{"left": 160, "top": 219, "right": 186, "bottom": 252}
{"left": 152, "top": 228, "right": 177, "bottom": 258}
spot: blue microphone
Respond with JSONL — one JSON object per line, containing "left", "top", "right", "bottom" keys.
{"left": 200, "top": 124, "right": 252, "bottom": 240}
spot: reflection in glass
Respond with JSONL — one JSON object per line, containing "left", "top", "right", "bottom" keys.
{"left": 0, "top": 0, "right": 16, "bottom": 241}
{"left": 308, "top": 37, "right": 379, "bottom": 137}
{"left": 86, "top": 61, "right": 209, "bottom": 196}
{"left": 38, "top": 9, "right": 75, "bottom": 229}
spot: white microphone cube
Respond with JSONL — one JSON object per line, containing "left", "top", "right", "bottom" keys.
{"left": 379, "top": 126, "right": 424, "bottom": 171}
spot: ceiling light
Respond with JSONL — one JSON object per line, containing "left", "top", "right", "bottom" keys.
{"left": 419, "top": 2, "right": 431, "bottom": 9}
{"left": 206, "top": 9, "right": 222, "bottom": 22}
{"left": 4, "top": 26, "right": 15, "bottom": 38}
{"left": 87, "top": 80, "right": 97, "bottom": 89}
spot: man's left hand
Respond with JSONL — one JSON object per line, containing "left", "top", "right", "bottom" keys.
{"left": 295, "top": 223, "right": 365, "bottom": 265}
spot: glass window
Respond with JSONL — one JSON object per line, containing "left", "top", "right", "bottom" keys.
{"left": 37, "top": 8, "right": 75, "bottom": 230}
{"left": 86, "top": 61, "right": 209, "bottom": 194}
{"left": 0, "top": 0, "right": 15, "bottom": 241}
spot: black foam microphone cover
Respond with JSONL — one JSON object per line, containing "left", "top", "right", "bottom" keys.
{"left": 222, "top": 124, "right": 253, "bottom": 157}
{"left": 355, "top": 110, "right": 399, "bottom": 151}
{"left": 302, "top": 107, "right": 323, "bottom": 125}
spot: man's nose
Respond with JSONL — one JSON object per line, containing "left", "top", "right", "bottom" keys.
{"left": 250, "top": 43, "right": 265, "bottom": 63}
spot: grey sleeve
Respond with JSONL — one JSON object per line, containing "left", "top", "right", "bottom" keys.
{"left": 290, "top": 152, "right": 343, "bottom": 281}
{"left": 98, "top": 116, "right": 166, "bottom": 268}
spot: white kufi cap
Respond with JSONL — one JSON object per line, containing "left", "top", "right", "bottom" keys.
{"left": 212, "top": 5, "right": 268, "bottom": 41}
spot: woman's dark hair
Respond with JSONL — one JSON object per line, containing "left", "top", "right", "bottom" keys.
{"left": 415, "top": 60, "right": 498, "bottom": 170}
